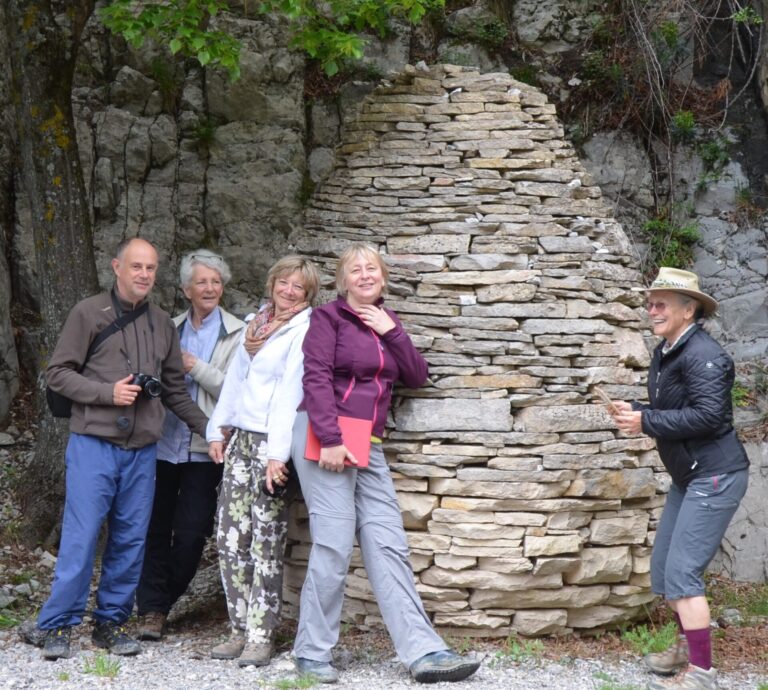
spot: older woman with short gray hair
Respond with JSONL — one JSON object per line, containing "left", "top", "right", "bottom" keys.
{"left": 136, "top": 249, "right": 245, "bottom": 641}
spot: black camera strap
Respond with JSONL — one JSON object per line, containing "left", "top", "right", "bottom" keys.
{"left": 88, "top": 299, "right": 149, "bottom": 363}
{"left": 46, "top": 298, "right": 150, "bottom": 418}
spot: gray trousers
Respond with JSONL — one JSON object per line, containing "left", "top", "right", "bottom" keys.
{"left": 291, "top": 411, "right": 446, "bottom": 667}
{"left": 651, "top": 468, "right": 748, "bottom": 600}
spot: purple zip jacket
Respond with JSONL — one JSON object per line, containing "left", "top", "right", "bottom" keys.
{"left": 301, "top": 295, "right": 428, "bottom": 448}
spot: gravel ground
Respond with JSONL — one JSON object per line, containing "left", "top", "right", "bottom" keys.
{"left": 1, "top": 623, "right": 765, "bottom": 690}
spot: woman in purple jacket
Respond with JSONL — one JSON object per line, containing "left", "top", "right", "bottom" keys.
{"left": 289, "top": 243, "right": 479, "bottom": 685}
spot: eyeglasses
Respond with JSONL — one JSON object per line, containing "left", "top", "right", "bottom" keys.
{"left": 646, "top": 301, "right": 670, "bottom": 312}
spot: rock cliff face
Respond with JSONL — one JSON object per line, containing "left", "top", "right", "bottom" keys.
{"left": 285, "top": 64, "right": 662, "bottom": 635}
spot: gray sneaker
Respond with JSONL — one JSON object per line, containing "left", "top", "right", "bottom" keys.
{"left": 295, "top": 657, "right": 339, "bottom": 684}
{"left": 18, "top": 620, "right": 47, "bottom": 648}
{"left": 644, "top": 638, "right": 689, "bottom": 675}
{"left": 648, "top": 665, "right": 718, "bottom": 690}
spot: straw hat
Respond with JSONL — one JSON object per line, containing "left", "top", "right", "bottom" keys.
{"left": 645, "top": 267, "right": 718, "bottom": 316}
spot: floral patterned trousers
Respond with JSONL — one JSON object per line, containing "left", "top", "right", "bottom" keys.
{"left": 216, "top": 429, "right": 294, "bottom": 643}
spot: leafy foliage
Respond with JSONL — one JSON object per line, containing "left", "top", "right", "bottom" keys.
{"left": 643, "top": 217, "right": 701, "bottom": 269}
{"left": 621, "top": 622, "right": 678, "bottom": 656}
{"left": 258, "top": 0, "right": 445, "bottom": 75}
{"left": 100, "top": 0, "right": 242, "bottom": 79}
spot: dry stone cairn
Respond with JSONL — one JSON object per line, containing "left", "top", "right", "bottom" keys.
{"left": 285, "top": 63, "right": 663, "bottom": 637}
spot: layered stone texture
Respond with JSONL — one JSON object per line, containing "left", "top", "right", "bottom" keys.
{"left": 284, "top": 64, "right": 662, "bottom": 635}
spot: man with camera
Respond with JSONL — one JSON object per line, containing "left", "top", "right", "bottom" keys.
{"left": 30, "top": 237, "right": 208, "bottom": 661}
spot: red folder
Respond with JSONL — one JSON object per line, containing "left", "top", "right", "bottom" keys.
{"left": 305, "top": 416, "right": 373, "bottom": 468}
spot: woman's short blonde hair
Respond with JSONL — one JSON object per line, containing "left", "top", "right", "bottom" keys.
{"left": 265, "top": 255, "right": 320, "bottom": 306}
{"left": 335, "top": 242, "right": 389, "bottom": 296}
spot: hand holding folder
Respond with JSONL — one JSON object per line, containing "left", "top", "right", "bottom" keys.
{"left": 305, "top": 416, "right": 373, "bottom": 468}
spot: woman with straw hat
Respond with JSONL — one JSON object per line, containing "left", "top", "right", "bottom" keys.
{"left": 608, "top": 267, "right": 749, "bottom": 690}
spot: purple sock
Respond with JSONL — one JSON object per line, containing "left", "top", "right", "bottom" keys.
{"left": 684, "top": 627, "right": 711, "bottom": 670}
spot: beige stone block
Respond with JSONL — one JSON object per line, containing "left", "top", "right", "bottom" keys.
{"left": 433, "top": 611, "right": 510, "bottom": 628}
{"left": 516, "top": 404, "right": 613, "bottom": 433}
{"left": 564, "top": 546, "right": 632, "bottom": 585}
{"left": 390, "top": 463, "right": 455, "bottom": 478}
{"left": 434, "top": 553, "right": 477, "bottom": 570}
{"left": 470, "top": 584, "right": 609, "bottom": 609}
{"left": 565, "top": 469, "right": 656, "bottom": 500}
{"left": 606, "top": 585, "right": 656, "bottom": 607}
{"left": 432, "top": 508, "right": 496, "bottom": 523}
{"left": 407, "top": 533, "right": 451, "bottom": 552}
{"left": 589, "top": 514, "right": 650, "bottom": 545}
{"left": 494, "top": 512, "right": 547, "bottom": 527}
{"left": 451, "top": 544, "right": 524, "bottom": 557}
{"left": 433, "top": 373, "right": 540, "bottom": 390}
{"left": 547, "top": 512, "right": 593, "bottom": 530}
{"left": 456, "top": 468, "right": 574, "bottom": 483}
{"left": 476, "top": 283, "right": 539, "bottom": 302}
{"left": 423, "top": 599, "right": 470, "bottom": 613}
{"left": 410, "top": 552, "right": 433, "bottom": 572}
{"left": 421, "top": 566, "right": 560, "bottom": 590}
{"left": 567, "top": 604, "right": 640, "bottom": 628}
{"left": 388, "top": 234, "right": 470, "bottom": 254}
{"left": 430, "top": 478, "right": 570, "bottom": 501}
{"left": 524, "top": 534, "right": 582, "bottom": 557}
{"left": 477, "top": 556, "right": 534, "bottom": 573}
{"left": 532, "top": 556, "right": 581, "bottom": 575}
{"left": 428, "top": 521, "right": 524, "bottom": 540}
{"left": 398, "top": 492, "right": 439, "bottom": 530}
{"left": 512, "top": 609, "right": 568, "bottom": 636}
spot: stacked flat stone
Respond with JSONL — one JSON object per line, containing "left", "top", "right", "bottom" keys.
{"left": 286, "top": 63, "right": 662, "bottom": 636}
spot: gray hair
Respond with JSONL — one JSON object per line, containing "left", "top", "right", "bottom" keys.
{"left": 675, "top": 293, "right": 706, "bottom": 321}
{"left": 179, "top": 249, "right": 231, "bottom": 287}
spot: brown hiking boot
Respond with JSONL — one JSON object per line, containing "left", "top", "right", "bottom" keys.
{"left": 210, "top": 632, "right": 246, "bottom": 660}
{"left": 137, "top": 612, "right": 167, "bottom": 641}
{"left": 644, "top": 638, "right": 689, "bottom": 676}
{"left": 237, "top": 641, "right": 273, "bottom": 667}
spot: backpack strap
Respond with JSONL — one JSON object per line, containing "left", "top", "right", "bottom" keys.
{"left": 83, "top": 300, "right": 150, "bottom": 366}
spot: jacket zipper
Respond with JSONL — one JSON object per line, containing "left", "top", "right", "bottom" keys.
{"left": 370, "top": 330, "right": 385, "bottom": 429}
{"left": 341, "top": 376, "right": 356, "bottom": 403}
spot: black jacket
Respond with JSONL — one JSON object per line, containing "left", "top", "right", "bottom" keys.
{"left": 632, "top": 325, "right": 749, "bottom": 488}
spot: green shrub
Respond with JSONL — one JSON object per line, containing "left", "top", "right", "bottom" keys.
{"left": 621, "top": 622, "right": 678, "bottom": 656}
{"left": 643, "top": 218, "right": 700, "bottom": 268}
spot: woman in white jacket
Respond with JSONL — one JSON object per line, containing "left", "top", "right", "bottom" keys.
{"left": 206, "top": 255, "right": 320, "bottom": 667}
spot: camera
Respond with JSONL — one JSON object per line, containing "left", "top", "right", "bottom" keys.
{"left": 131, "top": 373, "right": 162, "bottom": 399}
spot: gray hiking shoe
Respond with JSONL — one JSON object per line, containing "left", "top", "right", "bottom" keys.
{"left": 211, "top": 633, "right": 246, "bottom": 660}
{"left": 644, "top": 638, "right": 689, "bottom": 675}
{"left": 295, "top": 657, "right": 339, "bottom": 684}
{"left": 409, "top": 650, "right": 480, "bottom": 684}
{"left": 648, "top": 665, "right": 718, "bottom": 690}
{"left": 92, "top": 621, "right": 141, "bottom": 656}
{"left": 42, "top": 626, "right": 72, "bottom": 660}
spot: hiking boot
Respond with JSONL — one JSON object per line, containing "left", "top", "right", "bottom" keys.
{"left": 19, "top": 620, "right": 46, "bottom": 648}
{"left": 92, "top": 621, "right": 141, "bottom": 656}
{"left": 137, "top": 612, "right": 166, "bottom": 641}
{"left": 409, "top": 650, "right": 480, "bottom": 684}
{"left": 237, "top": 641, "right": 273, "bottom": 667}
{"left": 645, "top": 638, "right": 689, "bottom": 676}
{"left": 648, "top": 665, "right": 718, "bottom": 690}
{"left": 42, "top": 626, "right": 72, "bottom": 660}
{"left": 210, "top": 632, "right": 246, "bottom": 660}
{"left": 295, "top": 657, "right": 339, "bottom": 684}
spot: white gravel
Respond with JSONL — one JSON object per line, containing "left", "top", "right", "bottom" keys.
{"left": 1, "top": 625, "right": 765, "bottom": 690}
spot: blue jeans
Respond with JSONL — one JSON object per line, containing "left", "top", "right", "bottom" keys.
{"left": 38, "top": 433, "right": 157, "bottom": 629}
{"left": 651, "top": 469, "right": 748, "bottom": 600}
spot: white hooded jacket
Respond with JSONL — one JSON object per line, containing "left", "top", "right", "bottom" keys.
{"left": 206, "top": 306, "right": 311, "bottom": 462}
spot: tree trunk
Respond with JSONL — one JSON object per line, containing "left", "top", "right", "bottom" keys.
{"left": 5, "top": 0, "right": 100, "bottom": 545}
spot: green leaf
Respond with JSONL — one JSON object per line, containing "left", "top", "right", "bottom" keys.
{"left": 169, "top": 38, "right": 183, "bottom": 54}
{"left": 197, "top": 50, "right": 211, "bottom": 66}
